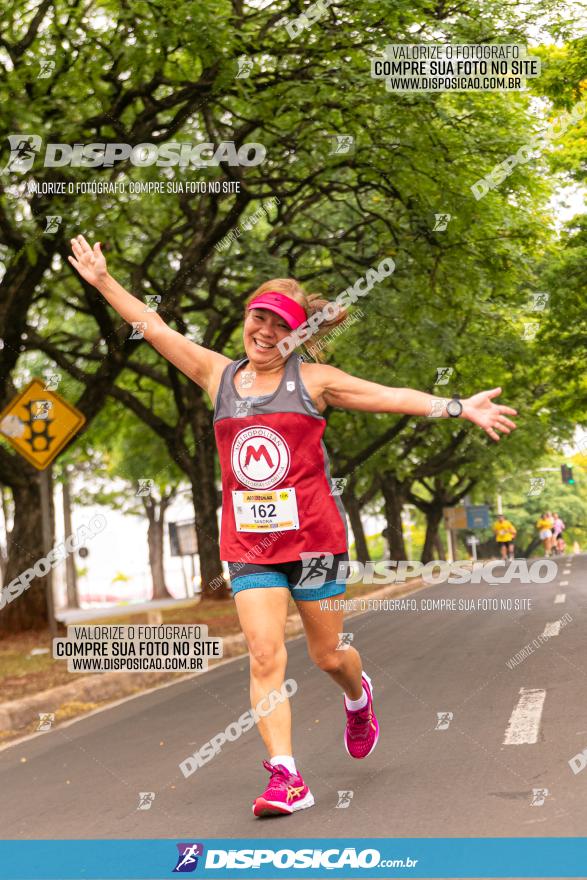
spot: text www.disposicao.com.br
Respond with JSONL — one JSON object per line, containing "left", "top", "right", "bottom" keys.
{"left": 70, "top": 657, "right": 202, "bottom": 672}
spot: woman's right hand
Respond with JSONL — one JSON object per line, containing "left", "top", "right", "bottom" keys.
{"left": 68, "top": 234, "right": 108, "bottom": 287}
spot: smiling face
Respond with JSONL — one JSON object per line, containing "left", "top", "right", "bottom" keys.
{"left": 243, "top": 307, "right": 293, "bottom": 370}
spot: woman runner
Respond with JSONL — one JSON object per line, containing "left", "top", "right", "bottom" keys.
{"left": 68, "top": 235, "right": 518, "bottom": 817}
{"left": 552, "top": 512, "right": 566, "bottom": 556}
{"left": 536, "top": 511, "right": 555, "bottom": 557}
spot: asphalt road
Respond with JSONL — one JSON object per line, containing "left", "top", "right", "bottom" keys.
{"left": 1, "top": 554, "right": 585, "bottom": 842}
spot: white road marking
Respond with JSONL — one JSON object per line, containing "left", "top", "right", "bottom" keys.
{"left": 563, "top": 570, "right": 571, "bottom": 575}
{"left": 560, "top": 581, "right": 569, "bottom": 586}
{"left": 503, "top": 688, "right": 546, "bottom": 745}
{"left": 542, "top": 621, "right": 562, "bottom": 638}
{"left": 554, "top": 594, "right": 566, "bottom": 604}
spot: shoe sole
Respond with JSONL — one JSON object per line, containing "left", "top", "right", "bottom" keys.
{"left": 344, "top": 671, "right": 380, "bottom": 759}
{"left": 252, "top": 791, "right": 315, "bottom": 817}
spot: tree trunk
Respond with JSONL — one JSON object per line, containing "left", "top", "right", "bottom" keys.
{"left": 62, "top": 471, "right": 79, "bottom": 609}
{"left": 0, "top": 475, "right": 53, "bottom": 634}
{"left": 343, "top": 484, "right": 370, "bottom": 563}
{"left": 523, "top": 537, "right": 541, "bottom": 558}
{"left": 146, "top": 503, "right": 172, "bottom": 600}
{"left": 0, "top": 485, "right": 11, "bottom": 584}
{"left": 433, "top": 530, "right": 446, "bottom": 561}
{"left": 190, "top": 403, "right": 228, "bottom": 599}
{"left": 421, "top": 504, "right": 445, "bottom": 564}
{"left": 380, "top": 474, "right": 406, "bottom": 561}
{"left": 161, "top": 379, "right": 228, "bottom": 600}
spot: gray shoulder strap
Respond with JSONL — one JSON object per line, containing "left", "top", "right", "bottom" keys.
{"left": 213, "top": 357, "right": 243, "bottom": 420}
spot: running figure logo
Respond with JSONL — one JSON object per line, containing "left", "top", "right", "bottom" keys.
{"left": 522, "top": 322, "right": 539, "bottom": 340}
{"left": 297, "top": 552, "right": 334, "bottom": 589}
{"left": 234, "top": 399, "right": 253, "bottom": 418}
{"left": 236, "top": 56, "right": 254, "bottom": 78}
{"left": 129, "top": 321, "right": 147, "bottom": 339}
{"left": 336, "top": 632, "right": 353, "bottom": 650}
{"left": 44, "top": 374, "right": 61, "bottom": 391}
{"left": 144, "top": 294, "right": 161, "bottom": 312}
{"left": 435, "top": 711, "right": 453, "bottom": 730}
{"left": 31, "top": 400, "right": 52, "bottom": 420}
{"left": 330, "top": 477, "right": 347, "bottom": 496}
{"left": 137, "top": 792, "right": 155, "bottom": 810}
{"left": 527, "top": 477, "right": 545, "bottom": 497}
{"left": 136, "top": 479, "right": 154, "bottom": 497}
{"left": 530, "top": 788, "right": 549, "bottom": 806}
{"left": 328, "top": 135, "right": 354, "bottom": 155}
{"left": 3, "top": 134, "right": 42, "bottom": 173}
{"left": 173, "top": 843, "right": 204, "bottom": 873}
{"left": 38, "top": 60, "right": 56, "bottom": 79}
{"left": 12, "top": 399, "right": 57, "bottom": 454}
{"left": 37, "top": 713, "right": 55, "bottom": 731}
{"left": 336, "top": 790, "right": 354, "bottom": 808}
{"left": 530, "top": 293, "right": 549, "bottom": 311}
{"left": 433, "top": 213, "right": 452, "bottom": 231}
{"left": 239, "top": 370, "right": 256, "bottom": 389}
{"left": 44, "top": 215, "right": 62, "bottom": 233}
{"left": 434, "top": 367, "right": 453, "bottom": 385}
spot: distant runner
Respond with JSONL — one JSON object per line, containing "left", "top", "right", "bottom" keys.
{"left": 492, "top": 514, "right": 517, "bottom": 560}
{"left": 552, "top": 512, "right": 566, "bottom": 555}
{"left": 536, "top": 511, "right": 554, "bottom": 557}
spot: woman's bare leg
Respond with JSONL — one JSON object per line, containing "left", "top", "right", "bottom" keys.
{"left": 294, "top": 598, "right": 363, "bottom": 698}
{"left": 234, "top": 587, "right": 292, "bottom": 756}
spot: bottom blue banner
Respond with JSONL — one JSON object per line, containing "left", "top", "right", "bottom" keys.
{"left": 0, "top": 837, "right": 586, "bottom": 879}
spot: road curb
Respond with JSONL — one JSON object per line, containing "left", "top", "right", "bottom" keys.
{"left": 0, "top": 573, "right": 432, "bottom": 735}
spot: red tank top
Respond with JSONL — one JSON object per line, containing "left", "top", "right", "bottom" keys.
{"left": 213, "top": 354, "right": 348, "bottom": 562}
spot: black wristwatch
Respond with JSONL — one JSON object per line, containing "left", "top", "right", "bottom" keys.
{"left": 446, "top": 395, "right": 463, "bottom": 418}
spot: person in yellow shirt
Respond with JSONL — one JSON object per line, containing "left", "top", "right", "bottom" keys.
{"left": 493, "top": 514, "right": 517, "bottom": 560}
{"left": 536, "top": 511, "right": 554, "bottom": 556}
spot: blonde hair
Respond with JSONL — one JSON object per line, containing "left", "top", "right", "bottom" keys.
{"left": 244, "top": 278, "right": 349, "bottom": 362}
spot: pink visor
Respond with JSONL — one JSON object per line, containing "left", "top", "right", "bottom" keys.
{"left": 247, "top": 292, "right": 307, "bottom": 330}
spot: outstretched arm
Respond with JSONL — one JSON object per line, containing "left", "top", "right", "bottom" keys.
{"left": 68, "top": 234, "right": 230, "bottom": 394}
{"left": 314, "top": 364, "right": 517, "bottom": 442}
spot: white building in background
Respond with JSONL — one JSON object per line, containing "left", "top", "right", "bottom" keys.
{"left": 51, "top": 483, "right": 207, "bottom": 610}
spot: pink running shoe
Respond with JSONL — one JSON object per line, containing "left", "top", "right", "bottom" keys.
{"left": 252, "top": 760, "right": 314, "bottom": 817}
{"left": 344, "top": 672, "right": 380, "bottom": 759}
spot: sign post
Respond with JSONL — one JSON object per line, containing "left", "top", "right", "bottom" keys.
{"left": 38, "top": 467, "right": 57, "bottom": 637}
{"left": 443, "top": 506, "right": 467, "bottom": 562}
{"left": 466, "top": 534, "right": 480, "bottom": 561}
{"left": 169, "top": 520, "right": 199, "bottom": 597}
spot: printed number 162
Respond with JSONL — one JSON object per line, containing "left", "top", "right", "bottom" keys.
{"left": 251, "top": 503, "right": 276, "bottom": 517}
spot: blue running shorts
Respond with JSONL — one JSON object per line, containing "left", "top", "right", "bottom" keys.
{"left": 228, "top": 550, "right": 348, "bottom": 602}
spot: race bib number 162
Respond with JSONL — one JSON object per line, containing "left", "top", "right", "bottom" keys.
{"left": 232, "top": 488, "right": 299, "bottom": 532}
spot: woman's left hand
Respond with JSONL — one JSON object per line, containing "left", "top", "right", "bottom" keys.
{"left": 462, "top": 388, "right": 518, "bottom": 442}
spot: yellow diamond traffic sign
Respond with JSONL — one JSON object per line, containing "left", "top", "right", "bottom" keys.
{"left": 0, "top": 379, "right": 85, "bottom": 470}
